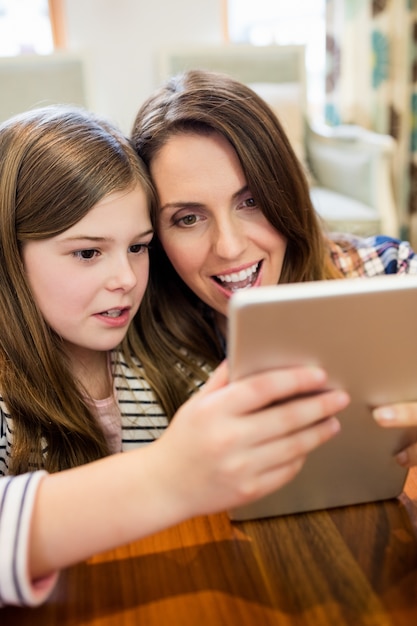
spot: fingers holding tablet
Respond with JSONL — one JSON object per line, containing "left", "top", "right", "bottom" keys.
{"left": 373, "top": 402, "right": 417, "bottom": 467}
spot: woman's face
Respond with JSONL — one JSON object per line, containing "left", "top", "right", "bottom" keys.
{"left": 22, "top": 184, "right": 153, "bottom": 364}
{"left": 151, "top": 131, "right": 287, "bottom": 332}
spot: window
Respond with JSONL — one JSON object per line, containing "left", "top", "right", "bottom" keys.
{"left": 0, "top": 0, "right": 53, "bottom": 56}
{"left": 225, "top": 0, "right": 326, "bottom": 119}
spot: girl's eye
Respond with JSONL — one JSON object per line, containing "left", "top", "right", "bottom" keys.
{"left": 129, "top": 243, "right": 150, "bottom": 254}
{"left": 73, "top": 249, "right": 98, "bottom": 260}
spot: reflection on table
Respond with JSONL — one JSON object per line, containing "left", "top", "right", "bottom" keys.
{"left": 3, "top": 469, "right": 417, "bottom": 626}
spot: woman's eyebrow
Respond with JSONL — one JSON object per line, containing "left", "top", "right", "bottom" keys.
{"left": 232, "top": 185, "right": 250, "bottom": 201}
{"left": 159, "top": 201, "right": 204, "bottom": 212}
{"left": 160, "top": 187, "right": 250, "bottom": 213}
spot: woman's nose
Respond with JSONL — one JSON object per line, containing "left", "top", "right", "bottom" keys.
{"left": 213, "top": 218, "right": 248, "bottom": 259}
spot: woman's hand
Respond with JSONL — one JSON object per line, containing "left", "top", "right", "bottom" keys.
{"left": 153, "top": 360, "right": 350, "bottom": 519}
{"left": 373, "top": 403, "right": 417, "bottom": 467}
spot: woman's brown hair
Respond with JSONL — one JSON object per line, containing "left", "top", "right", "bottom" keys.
{"left": 0, "top": 105, "right": 154, "bottom": 473}
{"left": 131, "top": 70, "right": 341, "bottom": 418}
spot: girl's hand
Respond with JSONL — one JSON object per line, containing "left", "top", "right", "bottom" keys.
{"left": 28, "top": 361, "right": 350, "bottom": 581}
{"left": 153, "top": 360, "right": 350, "bottom": 519}
{"left": 373, "top": 403, "right": 417, "bottom": 467}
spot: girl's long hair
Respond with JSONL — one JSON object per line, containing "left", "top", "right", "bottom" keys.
{"left": 0, "top": 105, "right": 154, "bottom": 473}
{"left": 131, "top": 70, "right": 342, "bottom": 418}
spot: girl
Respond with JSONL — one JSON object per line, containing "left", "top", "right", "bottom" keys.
{"left": 0, "top": 105, "right": 347, "bottom": 607}
{"left": 131, "top": 69, "right": 417, "bottom": 466}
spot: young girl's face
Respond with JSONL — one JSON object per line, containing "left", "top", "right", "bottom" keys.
{"left": 151, "top": 132, "right": 287, "bottom": 334}
{"left": 22, "top": 184, "right": 153, "bottom": 361}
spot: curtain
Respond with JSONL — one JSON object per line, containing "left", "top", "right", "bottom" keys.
{"left": 48, "top": 0, "right": 66, "bottom": 49}
{"left": 325, "top": 0, "right": 417, "bottom": 241}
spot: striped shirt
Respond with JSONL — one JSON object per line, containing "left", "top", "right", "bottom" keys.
{"left": 1, "top": 234, "right": 417, "bottom": 608}
{"left": 0, "top": 351, "right": 167, "bottom": 607}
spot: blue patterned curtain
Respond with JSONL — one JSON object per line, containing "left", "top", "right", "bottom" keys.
{"left": 325, "top": 0, "right": 417, "bottom": 240}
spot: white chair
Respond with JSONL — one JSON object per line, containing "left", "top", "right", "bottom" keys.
{"left": 0, "top": 52, "right": 87, "bottom": 122}
{"left": 158, "top": 44, "right": 399, "bottom": 238}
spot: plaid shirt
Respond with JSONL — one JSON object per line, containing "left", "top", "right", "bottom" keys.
{"left": 328, "top": 235, "right": 417, "bottom": 277}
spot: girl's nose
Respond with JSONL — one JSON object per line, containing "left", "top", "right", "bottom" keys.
{"left": 106, "top": 256, "right": 138, "bottom": 291}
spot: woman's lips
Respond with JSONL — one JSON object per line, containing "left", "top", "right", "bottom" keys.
{"left": 212, "top": 261, "right": 262, "bottom": 294}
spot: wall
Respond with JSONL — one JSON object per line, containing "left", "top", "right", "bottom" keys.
{"left": 63, "top": 0, "right": 224, "bottom": 133}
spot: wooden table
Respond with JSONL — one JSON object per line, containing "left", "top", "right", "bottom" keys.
{"left": 4, "top": 469, "right": 417, "bottom": 626}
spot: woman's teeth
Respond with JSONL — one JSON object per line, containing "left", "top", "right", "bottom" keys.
{"left": 215, "top": 262, "right": 259, "bottom": 290}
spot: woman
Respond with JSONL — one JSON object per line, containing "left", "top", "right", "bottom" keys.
{"left": 131, "top": 69, "right": 417, "bottom": 466}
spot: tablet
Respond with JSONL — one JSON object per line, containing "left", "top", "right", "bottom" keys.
{"left": 227, "top": 274, "right": 417, "bottom": 521}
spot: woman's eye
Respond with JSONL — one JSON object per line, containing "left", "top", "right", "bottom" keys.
{"left": 175, "top": 214, "right": 199, "bottom": 227}
{"left": 242, "top": 197, "right": 257, "bottom": 208}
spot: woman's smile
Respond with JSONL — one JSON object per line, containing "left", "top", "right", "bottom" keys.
{"left": 212, "top": 260, "right": 263, "bottom": 294}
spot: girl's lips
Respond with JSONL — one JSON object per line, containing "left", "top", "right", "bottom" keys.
{"left": 94, "top": 307, "right": 131, "bottom": 327}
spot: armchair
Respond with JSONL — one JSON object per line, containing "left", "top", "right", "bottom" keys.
{"left": 0, "top": 53, "right": 86, "bottom": 123}
{"left": 306, "top": 121, "right": 398, "bottom": 237}
{"left": 158, "top": 44, "right": 399, "bottom": 238}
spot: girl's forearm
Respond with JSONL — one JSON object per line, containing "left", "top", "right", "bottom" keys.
{"left": 29, "top": 445, "right": 183, "bottom": 580}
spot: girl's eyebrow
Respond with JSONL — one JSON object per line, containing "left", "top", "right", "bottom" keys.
{"left": 60, "top": 228, "right": 154, "bottom": 242}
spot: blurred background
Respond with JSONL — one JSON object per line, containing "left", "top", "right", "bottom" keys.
{"left": 0, "top": 0, "right": 416, "bottom": 244}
